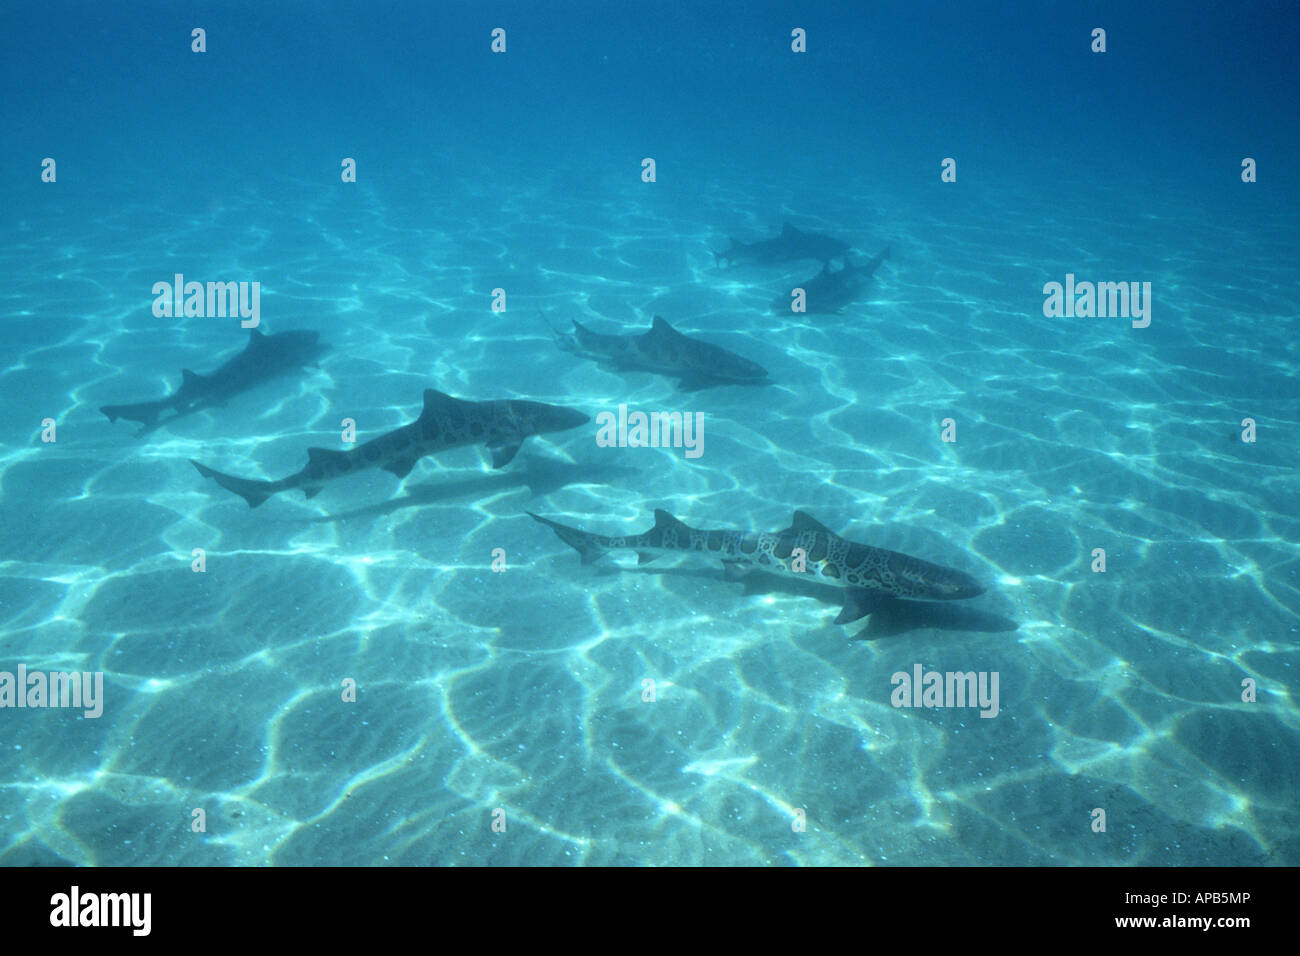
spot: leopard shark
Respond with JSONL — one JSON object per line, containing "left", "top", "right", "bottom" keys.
{"left": 714, "top": 221, "right": 851, "bottom": 268}
{"left": 546, "top": 312, "right": 769, "bottom": 390}
{"left": 192, "top": 389, "right": 590, "bottom": 508}
{"left": 529, "top": 509, "right": 984, "bottom": 624}
{"left": 100, "top": 327, "right": 329, "bottom": 436}
{"left": 773, "top": 248, "right": 891, "bottom": 315}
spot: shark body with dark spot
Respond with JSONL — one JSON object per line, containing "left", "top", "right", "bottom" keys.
{"left": 549, "top": 314, "right": 769, "bottom": 390}
{"left": 100, "top": 327, "right": 329, "bottom": 436}
{"left": 529, "top": 508, "right": 984, "bottom": 624}
{"left": 192, "top": 389, "right": 589, "bottom": 508}
{"left": 714, "top": 221, "right": 851, "bottom": 268}
{"left": 774, "top": 248, "right": 891, "bottom": 315}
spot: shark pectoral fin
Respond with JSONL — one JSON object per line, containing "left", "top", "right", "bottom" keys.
{"left": 637, "top": 552, "right": 659, "bottom": 565}
{"left": 382, "top": 456, "right": 420, "bottom": 479}
{"left": 835, "top": 588, "right": 892, "bottom": 625}
{"left": 303, "top": 486, "right": 324, "bottom": 499}
{"left": 489, "top": 441, "right": 524, "bottom": 469}
{"left": 180, "top": 369, "right": 204, "bottom": 388}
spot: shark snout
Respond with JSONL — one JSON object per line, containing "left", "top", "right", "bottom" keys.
{"left": 943, "top": 570, "right": 985, "bottom": 600}
{"left": 541, "top": 405, "right": 591, "bottom": 433}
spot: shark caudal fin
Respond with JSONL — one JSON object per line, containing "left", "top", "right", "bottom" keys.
{"left": 528, "top": 512, "right": 608, "bottom": 564}
{"left": 190, "top": 459, "right": 279, "bottom": 509}
{"left": 713, "top": 239, "right": 742, "bottom": 267}
{"left": 537, "top": 308, "right": 579, "bottom": 353}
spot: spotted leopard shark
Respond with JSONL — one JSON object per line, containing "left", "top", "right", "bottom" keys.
{"left": 529, "top": 509, "right": 984, "bottom": 624}
{"left": 545, "top": 312, "right": 769, "bottom": 390}
{"left": 192, "top": 389, "right": 589, "bottom": 508}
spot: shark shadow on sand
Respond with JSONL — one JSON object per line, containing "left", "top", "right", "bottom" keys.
{"left": 100, "top": 327, "right": 329, "bottom": 436}
{"left": 643, "top": 566, "right": 1018, "bottom": 638}
{"left": 300, "top": 458, "right": 639, "bottom": 524}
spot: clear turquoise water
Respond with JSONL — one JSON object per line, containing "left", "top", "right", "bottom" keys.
{"left": 0, "top": 2, "right": 1296, "bottom": 866}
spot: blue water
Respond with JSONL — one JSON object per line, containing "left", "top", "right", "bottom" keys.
{"left": 1, "top": 1, "right": 1297, "bottom": 866}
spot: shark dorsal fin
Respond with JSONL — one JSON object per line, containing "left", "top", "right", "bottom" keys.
{"left": 420, "top": 389, "right": 462, "bottom": 419}
{"left": 789, "top": 511, "right": 835, "bottom": 535}
{"left": 180, "top": 368, "right": 203, "bottom": 387}
{"left": 651, "top": 509, "right": 689, "bottom": 536}
{"left": 781, "top": 221, "right": 800, "bottom": 237}
{"left": 649, "top": 315, "right": 684, "bottom": 339}
{"left": 246, "top": 327, "right": 268, "bottom": 349}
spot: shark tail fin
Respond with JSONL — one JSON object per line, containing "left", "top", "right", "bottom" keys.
{"left": 529, "top": 512, "right": 608, "bottom": 565}
{"left": 714, "top": 239, "right": 741, "bottom": 268}
{"left": 190, "top": 459, "right": 278, "bottom": 509}
{"left": 538, "top": 307, "right": 578, "bottom": 353}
